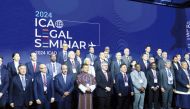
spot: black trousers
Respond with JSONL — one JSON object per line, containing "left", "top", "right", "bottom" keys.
{"left": 97, "top": 97, "right": 111, "bottom": 109}
{"left": 116, "top": 96, "right": 130, "bottom": 109}
{"left": 148, "top": 88, "right": 160, "bottom": 109}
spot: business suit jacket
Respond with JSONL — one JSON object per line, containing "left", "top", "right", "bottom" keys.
{"left": 138, "top": 60, "right": 150, "bottom": 76}
{"left": 65, "top": 60, "right": 80, "bottom": 75}
{"left": 146, "top": 69, "right": 160, "bottom": 89}
{"left": 94, "top": 59, "right": 105, "bottom": 72}
{"left": 158, "top": 59, "right": 167, "bottom": 71}
{"left": 34, "top": 72, "right": 54, "bottom": 102}
{"left": 175, "top": 69, "right": 190, "bottom": 92}
{"left": 86, "top": 53, "right": 97, "bottom": 65}
{"left": 25, "top": 61, "right": 41, "bottom": 78}
{"left": 9, "top": 74, "right": 33, "bottom": 107}
{"left": 130, "top": 70, "right": 147, "bottom": 93}
{"left": 46, "top": 62, "right": 61, "bottom": 77}
{"left": 160, "top": 68, "right": 176, "bottom": 90}
{"left": 95, "top": 70, "right": 113, "bottom": 97}
{"left": 122, "top": 55, "right": 133, "bottom": 67}
{"left": 111, "top": 60, "right": 124, "bottom": 79}
{"left": 57, "top": 50, "right": 68, "bottom": 64}
{"left": 172, "top": 62, "right": 181, "bottom": 74}
{"left": 0, "top": 65, "right": 9, "bottom": 106}
{"left": 115, "top": 72, "right": 133, "bottom": 96}
{"left": 7, "top": 61, "right": 21, "bottom": 79}
{"left": 54, "top": 73, "right": 74, "bottom": 101}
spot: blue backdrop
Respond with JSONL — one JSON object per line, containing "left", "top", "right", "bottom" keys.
{"left": 0, "top": 0, "right": 190, "bottom": 63}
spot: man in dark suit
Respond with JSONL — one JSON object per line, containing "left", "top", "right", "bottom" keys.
{"left": 155, "top": 48, "right": 162, "bottom": 64}
{"left": 111, "top": 52, "right": 124, "bottom": 82}
{"left": 160, "top": 60, "right": 175, "bottom": 109}
{"left": 57, "top": 42, "right": 69, "bottom": 64}
{"left": 115, "top": 64, "right": 134, "bottom": 109}
{"left": 75, "top": 49, "right": 83, "bottom": 66}
{"left": 66, "top": 51, "right": 81, "bottom": 78}
{"left": 95, "top": 62, "right": 113, "bottom": 109}
{"left": 144, "top": 46, "right": 153, "bottom": 58}
{"left": 25, "top": 52, "right": 41, "bottom": 78}
{"left": 54, "top": 64, "right": 74, "bottom": 109}
{"left": 0, "top": 56, "right": 9, "bottom": 109}
{"left": 66, "top": 51, "right": 80, "bottom": 109}
{"left": 147, "top": 62, "right": 160, "bottom": 109}
{"left": 86, "top": 47, "right": 97, "bottom": 66}
{"left": 172, "top": 56, "right": 181, "bottom": 75}
{"left": 104, "top": 46, "right": 112, "bottom": 62}
{"left": 139, "top": 53, "right": 150, "bottom": 77}
{"left": 7, "top": 52, "right": 21, "bottom": 79}
{"left": 94, "top": 52, "right": 106, "bottom": 71}
{"left": 34, "top": 64, "right": 55, "bottom": 109}
{"left": 46, "top": 53, "right": 61, "bottom": 78}
{"left": 9, "top": 64, "right": 33, "bottom": 109}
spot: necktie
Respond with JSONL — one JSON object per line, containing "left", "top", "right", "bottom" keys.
{"left": 72, "top": 61, "right": 75, "bottom": 68}
{"left": 167, "top": 69, "right": 172, "bottom": 77}
{"left": 52, "top": 63, "right": 56, "bottom": 73}
{"left": 63, "top": 52, "right": 67, "bottom": 61}
{"left": 153, "top": 70, "right": 157, "bottom": 79}
{"left": 104, "top": 72, "right": 108, "bottom": 81}
{"left": 21, "top": 76, "right": 26, "bottom": 91}
{"left": 43, "top": 74, "right": 47, "bottom": 86}
{"left": 64, "top": 75, "right": 66, "bottom": 83}
{"left": 123, "top": 74, "right": 128, "bottom": 82}
{"left": 33, "top": 63, "right": 36, "bottom": 72}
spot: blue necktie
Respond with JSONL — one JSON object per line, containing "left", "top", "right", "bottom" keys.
{"left": 21, "top": 76, "right": 26, "bottom": 91}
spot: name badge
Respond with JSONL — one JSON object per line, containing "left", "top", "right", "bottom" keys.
{"left": 72, "top": 68, "right": 77, "bottom": 73}
{"left": 154, "top": 79, "right": 158, "bottom": 83}
{"left": 44, "top": 86, "right": 47, "bottom": 92}
{"left": 139, "top": 79, "right": 143, "bottom": 83}
{"left": 125, "top": 82, "right": 128, "bottom": 87}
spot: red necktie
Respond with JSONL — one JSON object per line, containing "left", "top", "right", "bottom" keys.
{"left": 33, "top": 63, "right": 36, "bottom": 72}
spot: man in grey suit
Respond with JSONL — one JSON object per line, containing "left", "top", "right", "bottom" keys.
{"left": 158, "top": 52, "right": 168, "bottom": 71}
{"left": 46, "top": 53, "right": 62, "bottom": 78}
{"left": 131, "top": 64, "right": 147, "bottom": 109}
{"left": 122, "top": 48, "right": 133, "bottom": 67}
{"left": 160, "top": 60, "right": 175, "bottom": 109}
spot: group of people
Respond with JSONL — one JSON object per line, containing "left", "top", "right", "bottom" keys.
{"left": 0, "top": 43, "right": 190, "bottom": 109}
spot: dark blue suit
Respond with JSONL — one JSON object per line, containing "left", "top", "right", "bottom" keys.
{"left": 34, "top": 72, "right": 54, "bottom": 109}
{"left": 115, "top": 72, "right": 133, "bottom": 109}
{"left": 57, "top": 51, "right": 68, "bottom": 64}
{"left": 176, "top": 69, "right": 190, "bottom": 92}
{"left": 54, "top": 73, "right": 74, "bottom": 109}
{"left": 115, "top": 72, "right": 133, "bottom": 96}
{"left": 9, "top": 74, "right": 33, "bottom": 108}
{"left": 66, "top": 60, "right": 80, "bottom": 79}
{"left": 7, "top": 61, "right": 21, "bottom": 79}
{"left": 0, "top": 65, "right": 9, "bottom": 107}
{"left": 138, "top": 60, "right": 150, "bottom": 76}
{"left": 111, "top": 60, "right": 124, "bottom": 80}
{"left": 86, "top": 53, "right": 97, "bottom": 65}
{"left": 25, "top": 61, "right": 41, "bottom": 78}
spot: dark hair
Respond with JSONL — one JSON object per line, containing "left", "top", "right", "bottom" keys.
{"left": 18, "top": 64, "right": 26, "bottom": 68}
{"left": 120, "top": 64, "right": 127, "bottom": 68}
{"left": 12, "top": 52, "right": 20, "bottom": 58}
{"left": 30, "top": 52, "right": 36, "bottom": 57}
{"left": 0, "top": 55, "right": 3, "bottom": 60}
